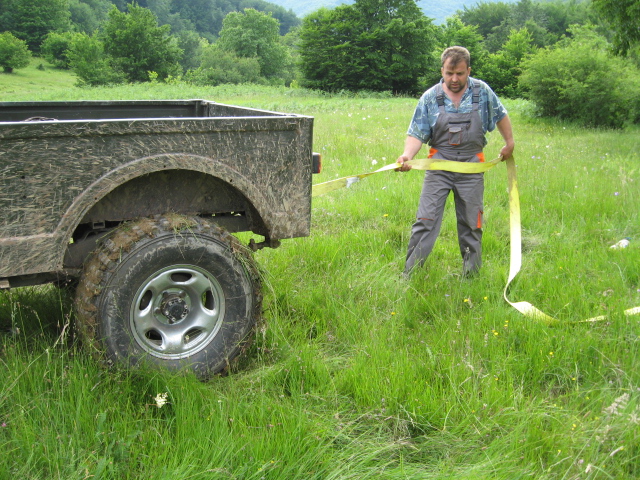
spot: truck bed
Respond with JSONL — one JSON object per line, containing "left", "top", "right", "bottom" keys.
{"left": 0, "top": 99, "right": 315, "bottom": 282}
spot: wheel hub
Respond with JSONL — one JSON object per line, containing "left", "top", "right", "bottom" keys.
{"left": 160, "top": 294, "right": 189, "bottom": 324}
{"left": 131, "top": 265, "right": 226, "bottom": 359}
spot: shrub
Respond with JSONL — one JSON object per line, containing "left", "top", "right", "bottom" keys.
{"left": 519, "top": 27, "right": 640, "bottom": 127}
{"left": 41, "top": 31, "right": 79, "bottom": 69}
{"left": 0, "top": 32, "right": 31, "bottom": 73}
{"left": 477, "top": 28, "right": 536, "bottom": 98}
{"left": 186, "top": 45, "right": 263, "bottom": 86}
{"left": 101, "top": 4, "right": 182, "bottom": 83}
{"left": 67, "top": 33, "right": 124, "bottom": 87}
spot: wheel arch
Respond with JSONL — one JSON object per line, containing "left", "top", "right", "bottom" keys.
{"left": 58, "top": 154, "right": 273, "bottom": 267}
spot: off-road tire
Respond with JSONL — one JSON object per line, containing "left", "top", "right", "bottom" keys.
{"left": 74, "top": 214, "right": 262, "bottom": 379}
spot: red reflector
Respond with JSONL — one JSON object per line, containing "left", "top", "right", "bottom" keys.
{"left": 312, "top": 152, "right": 322, "bottom": 174}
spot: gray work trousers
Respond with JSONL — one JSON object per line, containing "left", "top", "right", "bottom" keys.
{"left": 405, "top": 169, "right": 484, "bottom": 275}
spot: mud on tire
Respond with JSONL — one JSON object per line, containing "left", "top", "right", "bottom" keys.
{"left": 74, "top": 214, "right": 262, "bottom": 379}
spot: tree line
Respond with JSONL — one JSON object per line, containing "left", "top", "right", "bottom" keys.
{"left": 0, "top": 0, "right": 638, "bottom": 127}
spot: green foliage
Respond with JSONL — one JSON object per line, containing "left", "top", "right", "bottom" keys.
{"left": 175, "top": 30, "right": 206, "bottom": 72}
{"left": 458, "top": 1, "right": 513, "bottom": 38}
{"left": 0, "top": 31, "right": 31, "bottom": 73}
{"left": 519, "top": 26, "right": 640, "bottom": 127}
{"left": 299, "top": 0, "right": 437, "bottom": 93}
{"left": 41, "top": 31, "right": 80, "bottom": 69}
{"left": 460, "top": 0, "right": 595, "bottom": 53}
{"left": 592, "top": 0, "right": 640, "bottom": 54}
{"left": 217, "top": 8, "right": 290, "bottom": 81}
{"left": 69, "top": 0, "right": 112, "bottom": 33}
{"left": 67, "top": 32, "right": 125, "bottom": 86}
{"left": 0, "top": 0, "right": 71, "bottom": 52}
{"left": 186, "top": 44, "right": 263, "bottom": 85}
{"left": 235, "top": 0, "right": 301, "bottom": 35}
{"left": 477, "top": 27, "right": 536, "bottom": 98}
{"left": 101, "top": 3, "right": 183, "bottom": 82}
{"left": 166, "top": 0, "right": 299, "bottom": 41}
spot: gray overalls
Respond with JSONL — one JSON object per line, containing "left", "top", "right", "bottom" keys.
{"left": 405, "top": 82, "right": 486, "bottom": 276}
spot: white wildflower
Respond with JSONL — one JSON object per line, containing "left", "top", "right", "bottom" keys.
{"left": 604, "top": 393, "right": 629, "bottom": 416}
{"left": 154, "top": 392, "right": 169, "bottom": 409}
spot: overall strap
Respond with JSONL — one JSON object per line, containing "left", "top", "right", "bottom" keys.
{"left": 472, "top": 81, "right": 481, "bottom": 111}
{"left": 436, "top": 81, "right": 480, "bottom": 112}
{"left": 436, "top": 83, "right": 446, "bottom": 114}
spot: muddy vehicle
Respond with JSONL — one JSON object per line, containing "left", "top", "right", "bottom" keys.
{"left": 0, "top": 99, "right": 320, "bottom": 378}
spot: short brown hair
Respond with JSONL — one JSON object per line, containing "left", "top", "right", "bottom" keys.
{"left": 441, "top": 46, "right": 471, "bottom": 68}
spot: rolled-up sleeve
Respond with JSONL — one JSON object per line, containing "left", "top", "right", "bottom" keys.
{"left": 484, "top": 85, "right": 508, "bottom": 132}
{"left": 406, "top": 91, "right": 435, "bottom": 144}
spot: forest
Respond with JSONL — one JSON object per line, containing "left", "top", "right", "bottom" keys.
{"left": 0, "top": 0, "right": 639, "bottom": 127}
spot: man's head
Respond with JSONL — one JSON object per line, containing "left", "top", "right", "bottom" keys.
{"left": 441, "top": 46, "right": 471, "bottom": 94}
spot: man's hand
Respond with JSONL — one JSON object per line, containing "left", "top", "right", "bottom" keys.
{"left": 396, "top": 136, "right": 423, "bottom": 171}
{"left": 395, "top": 154, "right": 413, "bottom": 172}
{"left": 499, "top": 141, "right": 515, "bottom": 160}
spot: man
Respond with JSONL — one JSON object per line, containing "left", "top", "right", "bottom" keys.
{"left": 397, "top": 46, "right": 514, "bottom": 277}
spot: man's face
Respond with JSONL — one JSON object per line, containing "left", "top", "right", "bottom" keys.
{"left": 441, "top": 58, "right": 470, "bottom": 94}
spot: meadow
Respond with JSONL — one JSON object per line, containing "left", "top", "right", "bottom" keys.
{"left": 1, "top": 61, "right": 639, "bottom": 479}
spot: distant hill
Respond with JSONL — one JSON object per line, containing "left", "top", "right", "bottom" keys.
{"left": 266, "top": 0, "right": 519, "bottom": 24}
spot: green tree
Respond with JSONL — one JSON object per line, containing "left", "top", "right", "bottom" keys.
{"left": 460, "top": 0, "right": 593, "bottom": 53}
{"left": 101, "top": 3, "right": 182, "bottom": 82}
{"left": 478, "top": 27, "right": 536, "bottom": 98}
{"left": 0, "top": 31, "right": 31, "bottom": 73}
{"left": 69, "top": 0, "right": 112, "bottom": 33}
{"left": 171, "top": 0, "right": 228, "bottom": 41}
{"left": 519, "top": 25, "right": 640, "bottom": 127}
{"left": 176, "top": 30, "right": 205, "bottom": 72}
{"left": 67, "top": 32, "right": 125, "bottom": 86}
{"left": 282, "top": 25, "right": 302, "bottom": 85}
{"left": 299, "top": 7, "right": 357, "bottom": 91}
{"left": 41, "top": 31, "right": 79, "bottom": 69}
{"left": 0, "top": 0, "right": 71, "bottom": 52}
{"left": 458, "top": 1, "right": 512, "bottom": 39}
{"left": 299, "top": 0, "right": 437, "bottom": 93}
{"left": 217, "top": 8, "right": 289, "bottom": 80}
{"left": 592, "top": 0, "right": 640, "bottom": 54}
{"left": 485, "top": 10, "right": 552, "bottom": 53}
{"left": 146, "top": 0, "right": 195, "bottom": 33}
{"left": 238, "top": 0, "right": 300, "bottom": 35}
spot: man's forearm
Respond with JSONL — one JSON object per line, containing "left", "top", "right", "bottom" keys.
{"left": 497, "top": 115, "right": 515, "bottom": 159}
{"left": 396, "top": 135, "right": 424, "bottom": 171}
{"left": 402, "top": 135, "right": 424, "bottom": 160}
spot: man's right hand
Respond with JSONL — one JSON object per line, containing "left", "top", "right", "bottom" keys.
{"left": 395, "top": 155, "right": 413, "bottom": 172}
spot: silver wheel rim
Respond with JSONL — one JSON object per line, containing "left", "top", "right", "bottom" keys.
{"left": 130, "top": 264, "right": 225, "bottom": 359}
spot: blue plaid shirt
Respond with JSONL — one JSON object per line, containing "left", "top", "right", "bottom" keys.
{"left": 407, "top": 77, "right": 508, "bottom": 146}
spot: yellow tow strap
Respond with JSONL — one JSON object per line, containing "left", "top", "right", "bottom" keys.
{"left": 312, "top": 156, "right": 640, "bottom": 324}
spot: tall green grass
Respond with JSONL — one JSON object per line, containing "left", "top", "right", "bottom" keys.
{"left": 1, "top": 69, "right": 639, "bottom": 479}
